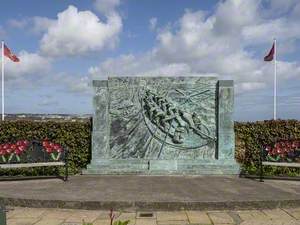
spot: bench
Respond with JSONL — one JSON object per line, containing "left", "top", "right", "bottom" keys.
{"left": 259, "top": 139, "right": 300, "bottom": 181}
{"left": 0, "top": 140, "right": 68, "bottom": 181}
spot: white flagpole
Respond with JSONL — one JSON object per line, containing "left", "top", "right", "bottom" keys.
{"left": 273, "top": 38, "right": 277, "bottom": 120}
{"left": 1, "top": 40, "right": 4, "bottom": 121}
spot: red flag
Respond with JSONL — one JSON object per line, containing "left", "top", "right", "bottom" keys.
{"left": 4, "top": 44, "right": 20, "bottom": 62}
{"left": 264, "top": 43, "right": 275, "bottom": 61}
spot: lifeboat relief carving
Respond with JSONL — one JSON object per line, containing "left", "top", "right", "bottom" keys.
{"left": 109, "top": 77, "right": 217, "bottom": 160}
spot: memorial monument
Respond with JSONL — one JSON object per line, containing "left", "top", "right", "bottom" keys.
{"left": 85, "top": 76, "right": 240, "bottom": 174}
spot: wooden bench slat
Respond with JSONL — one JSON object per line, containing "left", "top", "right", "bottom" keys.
{"left": 0, "top": 162, "right": 65, "bottom": 169}
{"left": 262, "top": 161, "right": 300, "bottom": 167}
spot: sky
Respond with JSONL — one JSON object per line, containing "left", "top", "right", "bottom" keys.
{"left": 0, "top": 0, "right": 300, "bottom": 121}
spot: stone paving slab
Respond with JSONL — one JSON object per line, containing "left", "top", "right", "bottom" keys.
{"left": 4, "top": 207, "right": 300, "bottom": 225}
{"left": 0, "top": 175, "right": 299, "bottom": 210}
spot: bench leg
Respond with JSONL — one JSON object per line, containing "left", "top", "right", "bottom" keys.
{"left": 64, "top": 163, "right": 68, "bottom": 182}
{"left": 259, "top": 147, "right": 264, "bottom": 182}
{"left": 259, "top": 162, "right": 264, "bottom": 182}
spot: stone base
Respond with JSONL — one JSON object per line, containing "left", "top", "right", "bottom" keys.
{"left": 83, "top": 159, "right": 240, "bottom": 175}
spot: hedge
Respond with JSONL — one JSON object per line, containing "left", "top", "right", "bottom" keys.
{"left": 0, "top": 119, "right": 299, "bottom": 176}
{"left": 235, "top": 119, "right": 300, "bottom": 176}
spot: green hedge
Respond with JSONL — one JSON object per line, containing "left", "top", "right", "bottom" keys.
{"left": 0, "top": 120, "right": 91, "bottom": 176}
{"left": 235, "top": 119, "right": 300, "bottom": 176}
{"left": 0, "top": 119, "right": 299, "bottom": 176}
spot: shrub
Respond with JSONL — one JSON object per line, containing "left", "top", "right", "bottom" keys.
{"left": 235, "top": 119, "right": 300, "bottom": 176}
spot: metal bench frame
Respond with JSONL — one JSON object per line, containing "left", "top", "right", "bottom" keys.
{"left": 0, "top": 140, "right": 68, "bottom": 181}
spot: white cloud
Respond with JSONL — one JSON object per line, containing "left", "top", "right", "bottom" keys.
{"left": 265, "top": 0, "right": 298, "bottom": 16}
{"left": 38, "top": 98, "right": 58, "bottom": 106}
{"left": 88, "top": 53, "right": 192, "bottom": 79}
{"left": 88, "top": 0, "right": 300, "bottom": 98}
{"left": 53, "top": 72, "right": 91, "bottom": 94}
{"left": 213, "top": 0, "right": 261, "bottom": 35}
{"left": 5, "top": 51, "right": 51, "bottom": 80}
{"left": 242, "top": 18, "right": 300, "bottom": 44}
{"left": 149, "top": 17, "right": 157, "bottom": 31}
{"left": 67, "top": 76, "right": 91, "bottom": 94}
{"left": 7, "top": 18, "right": 29, "bottom": 29}
{"left": 40, "top": 5, "right": 122, "bottom": 57}
{"left": 237, "top": 82, "right": 266, "bottom": 94}
{"left": 94, "top": 0, "right": 120, "bottom": 15}
{"left": 7, "top": 17, "right": 55, "bottom": 35}
{"left": 32, "top": 17, "right": 55, "bottom": 34}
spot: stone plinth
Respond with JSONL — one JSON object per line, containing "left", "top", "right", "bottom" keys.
{"left": 85, "top": 76, "right": 239, "bottom": 175}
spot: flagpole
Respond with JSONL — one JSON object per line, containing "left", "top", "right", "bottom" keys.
{"left": 1, "top": 40, "right": 4, "bottom": 121}
{"left": 273, "top": 38, "right": 277, "bottom": 120}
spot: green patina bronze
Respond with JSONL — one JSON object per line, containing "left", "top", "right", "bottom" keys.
{"left": 84, "top": 76, "right": 240, "bottom": 174}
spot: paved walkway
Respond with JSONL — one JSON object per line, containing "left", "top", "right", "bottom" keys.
{"left": 0, "top": 175, "right": 299, "bottom": 210}
{"left": 5, "top": 207, "right": 300, "bottom": 225}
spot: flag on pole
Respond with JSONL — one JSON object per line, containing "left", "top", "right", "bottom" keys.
{"left": 1, "top": 42, "right": 20, "bottom": 121}
{"left": 4, "top": 44, "right": 20, "bottom": 62}
{"left": 264, "top": 40, "right": 277, "bottom": 120}
{"left": 264, "top": 43, "right": 275, "bottom": 61}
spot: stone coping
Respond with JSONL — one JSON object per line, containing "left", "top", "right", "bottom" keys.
{"left": 0, "top": 175, "right": 299, "bottom": 210}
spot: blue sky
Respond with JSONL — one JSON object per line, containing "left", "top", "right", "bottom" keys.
{"left": 0, "top": 0, "right": 300, "bottom": 121}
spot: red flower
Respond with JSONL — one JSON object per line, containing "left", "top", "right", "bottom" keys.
{"left": 53, "top": 144, "right": 59, "bottom": 150}
{"left": 276, "top": 147, "right": 281, "bottom": 154}
{"left": 42, "top": 140, "right": 50, "bottom": 147}
{"left": 46, "top": 147, "right": 53, "bottom": 153}
{"left": 15, "top": 149, "right": 22, "bottom": 155}
{"left": 17, "top": 145, "right": 26, "bottom": 152}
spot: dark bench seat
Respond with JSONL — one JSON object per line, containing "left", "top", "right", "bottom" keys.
{"left": 0, "top": 140, "right": 68, "bottom": 181}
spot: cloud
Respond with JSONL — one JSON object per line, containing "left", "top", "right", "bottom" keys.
{"left": 7, "top": 18, "right": 29, "bottom": 29}
{"left": 53, "top": 72, "right": 91, "bottom": 94}
{"left": 88, "top": 53, "right": 194, "bottom": 79}
{"left": 88, "top": 0, "right": 300, "bottom": 102}
{"left": 94, "top": 0, "right": 120, "bottom": 15}
{"left": 7, "top": 17, "right": 55, "bottom": 35}
{"left": 32, "top": 17, "right": 55, "bottom": 34}
{"left": 67, "top": 76, "right": 91, "bottom": 94}
{"left": 242, "top": 18, "right": 300, "bottom": 45}
{"left": 40, "top": 5, "right": 122, "bottom": 57}
{"left": 38, "top": 97, "right": 58, "bottom": 106}
{"left": 149, "top": 17, "right": 157, "bottom": 31}
{"left": 5, "top": 51, "right": 51, "bottom": 80}
{"left": 264, "top": 0, "right": 298, "bottom": 16}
